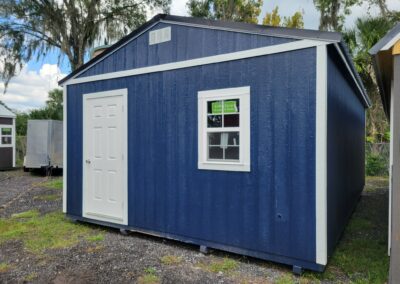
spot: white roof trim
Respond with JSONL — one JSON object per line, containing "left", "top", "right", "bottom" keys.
{"left": 382, "top": 33, "right": 400, "bottom": 51}
{"left": 64, "top": 39, "right": 328, "bottom": 86}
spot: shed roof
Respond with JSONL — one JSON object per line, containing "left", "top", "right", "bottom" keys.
{"left": 59, "top": 14, "right": 370, "bottom": 107}
{"left": 0, "top": 104, "right": 16, "bottom": 118}
{"left": 370, "top": 23, "right": 400, "bottom": 118}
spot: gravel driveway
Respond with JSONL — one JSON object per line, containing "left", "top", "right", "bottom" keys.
{"left": 0, "top": 171, "right": 390, "bottom": 283}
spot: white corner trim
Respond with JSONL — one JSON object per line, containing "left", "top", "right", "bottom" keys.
{"left": 63, "top": 85, "right": 67, "bottom": 213}
{"left": 198, "top": 86, "right": 250, "bottom": 172}
{"left": 64, "top": 40, "right": 328, "bottom": 86}
{"left": 333, "top": 43, "right": 370, "bottom": 107}
{"left": 316, "top": 45, "right": 328, "bottom": 266}
{"left": 12, "top": 118, "right": 16, "bottom": 167}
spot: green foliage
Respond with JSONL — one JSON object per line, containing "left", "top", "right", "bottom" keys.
{"left": 187, "top": 0, "right": 263, "bottom": 23}
{"left": 15, "top": 88, "right": 63, "bottom": 136}
{"left": 15, "top": 112, "right": 29, "bottom": 136}
{"left": 313, "top": 0, "right": 360, "bottom": 31}
{"left": 344, "top": 17, "right": 395, "bottom": 143}
{"left": 262, "top": 6, "right": 304, "bottom": 28}
{"left": 138, "top": 267, "right": 160, "bottom": 284}
{"left": 0, "top": 210, "right": 104, "bottom": 254}
{"left": 366, "top": 153, "right": 387, "bottom": 176}
{"left": 0, "top": 0, "right": 171, "bottom": 89}
{"left": 160, "top": 255, "right": 182, "bottom": 265}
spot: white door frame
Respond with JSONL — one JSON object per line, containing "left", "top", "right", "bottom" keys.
{"left": 82, "top": 88, "right": 128, "bottom": 225}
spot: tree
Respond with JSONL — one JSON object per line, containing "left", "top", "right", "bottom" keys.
{"left": 15, "top": 88, "right": 64, "bottom": 136}
{"left": 262, "top": 6, "right": 304, "bottom": 28}
{"left": 313, "top": 0, "right": 360, "bottom": 31}
{"left": 0, "top": 0, "right": 171, "bottom": 89}
{"left": 187, "top": 0, "right": 263, "bottom": 23}
{"left": 343, "top": 16, "right": 395, "bottom": 142}
{"left": 45, "top": 89, "right": 63, "bottom": 121}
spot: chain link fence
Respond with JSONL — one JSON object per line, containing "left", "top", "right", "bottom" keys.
{"left": 365, "top": 143, "right": 390, "bottom": 176}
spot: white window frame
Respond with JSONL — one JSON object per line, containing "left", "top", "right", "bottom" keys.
{"left": 0, "top": 124, "right": 14, "bottom": 147}
{"left": 198, "top": 86, "right": 250, "bottom": 172}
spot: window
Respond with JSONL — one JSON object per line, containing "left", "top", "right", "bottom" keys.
{"left": 198, "top": 86, "right": 250, "bottom": 172}
{"left": 1, "top": 127, "right": 12, "bottom": 145}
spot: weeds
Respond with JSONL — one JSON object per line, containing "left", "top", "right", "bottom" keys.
{"left": 160, "top": 255, "right": 182, "bottom": 265}
{"left": 0, "top": 210, "right": 104, "bottom": 254}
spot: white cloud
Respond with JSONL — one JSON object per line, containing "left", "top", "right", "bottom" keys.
{"left": 0, "top": 64, "right": 66, "bottom": 112}
{"left": 171, "top": 0, "right": 189, "bottom": 16}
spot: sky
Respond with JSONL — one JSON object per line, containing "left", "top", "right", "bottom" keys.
{"left": 1, "top": 0, "right": 400, "bottom": 111}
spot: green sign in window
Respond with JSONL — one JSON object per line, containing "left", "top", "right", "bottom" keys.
{"left": 224, "top": 100, "right": 237, "bottom": 113}
{"left": 211, "top": 100, "right": 237, "bottom": 114}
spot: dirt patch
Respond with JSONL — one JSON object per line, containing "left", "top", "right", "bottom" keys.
{"left": 0, "top": 171, "right": 390, "bottom": 283}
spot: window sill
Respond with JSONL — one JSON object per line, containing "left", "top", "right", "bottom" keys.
{"left": 198, "top": 162, "right": 250, "bottom": 172}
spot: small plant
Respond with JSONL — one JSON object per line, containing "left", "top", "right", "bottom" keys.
{"left": 24, "top": 272, "right": 38, "bottom": 281}
{"left": 276, "top": 274, "right": 294, "bottom": 284}
{"left": 138, "top": 267, "right": 160, "bottom": 284}
{"left": 144, "top": 267, "right": 157, "bottom": 275}
{"left": 198, "top": 258, "right": 239, "bottom": 273}
{"left": 0, "top": 262, "right": 11, "bottom": 273}
{"left": 160, "top": 255, "right": 182, "bottom": 265}
{"left": 86, "top": 234, "right": 104, "bottom": 242}
{"left": 366, "top": 153, "right": 387, "bottom": 176}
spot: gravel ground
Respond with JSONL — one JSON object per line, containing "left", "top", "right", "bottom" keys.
{"left": 0, "top": 171, "right": 389, "bottom": 283}
{"left": 0, "top": 171, "right": 293, "bottom": 284}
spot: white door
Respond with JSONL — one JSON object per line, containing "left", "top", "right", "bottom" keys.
{"left": 83, "top": 89, "right": 128, "bottom": 225}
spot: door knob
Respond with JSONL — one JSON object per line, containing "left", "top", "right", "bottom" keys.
{"left": 85, "top": 159, "right": 91, "bottom": 164}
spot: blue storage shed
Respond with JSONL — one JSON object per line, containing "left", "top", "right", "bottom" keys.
{"left": 59, "top": 14, "right": 370, "bottom": 272}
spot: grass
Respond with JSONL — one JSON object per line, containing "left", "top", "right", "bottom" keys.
{"left": 198, "top": 257, "right": 239, "bottom": 274}
{"left": 0, "top": 209, "right": 104, "bottom": 254}
{"left": 24, "top": 272, "right": 38, "bottom": 281}
{"left": 138, "top": 267, "right": 160, "bottom": 284}
{"left": 41, "top": 178, "right": 63, "bottom": 190}
{"left": 0, "top": 262, "right": 12, "bottom": 273}
{"left": 302, "top": 176, "right": 389, "bottom": 283}
{"left": 160, "top": 255, "right": 182, "bottom": 265}
{"left": 86, "top": 233, "right": 105, "bottom": 242}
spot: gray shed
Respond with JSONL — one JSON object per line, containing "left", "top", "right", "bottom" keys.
{"left": 0, "top": 104, "right": 16, "bottom": 170}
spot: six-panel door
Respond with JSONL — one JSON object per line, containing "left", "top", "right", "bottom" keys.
{"left": 83, "top": 90, "right": 128, "bottom": 225}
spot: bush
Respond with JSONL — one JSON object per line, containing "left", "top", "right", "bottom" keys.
{"left": 366, "top": 153, "right": 387, "bottom": 176}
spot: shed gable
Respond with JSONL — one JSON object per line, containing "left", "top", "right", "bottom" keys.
{"left": 77, "top": 22, "right": 296, "bottom": 79}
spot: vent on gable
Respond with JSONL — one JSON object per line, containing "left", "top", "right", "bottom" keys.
{"left": 149, "top": 27, "right": 171, "bottom": 45}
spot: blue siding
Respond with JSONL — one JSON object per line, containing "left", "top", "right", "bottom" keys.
{"left": 77, "top": 22, "right": 294, "bottom": 78}
{"left": 67, "top": 48, "right": 317, "bottom": 266}
{"left": 327, "top": 46, "right": 366, "bottom": 256}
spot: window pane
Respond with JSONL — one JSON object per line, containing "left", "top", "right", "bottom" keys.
{"left": 223, "top": 99, "right": 239, "bottom": 113}
{"left": 1, "top": 137, "right": 11, "bottom": 145}
{"left": 228, "top": 132, "right": 239, "bottom": 145}
{"left": 209, "top": 146, "right": 223, "bottom": 159}
{"left": 224, "top": 114, "right": 239, "bottom": 127}
{"left": 207, "top": 115, "right": 222, "bottom": 128}
{"left": 208, "top": 133, "right": 221, "bottom": 145}
{"left": 225, "top": 146, "right": 239, "bottom": 160}
{"left": 208, "top": 100, "right": 222, "bottom": 114}
{"left": 1, "top": 128, "right": 11, "bottom": 135}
